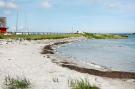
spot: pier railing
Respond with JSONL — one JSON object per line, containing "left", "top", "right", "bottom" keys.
{"left": 7, "top": 32, "right": 75, "bottom": 35}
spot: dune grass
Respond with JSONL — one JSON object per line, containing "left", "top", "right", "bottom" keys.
{"left": 0, "top": 32, "right": 128, "bottom": 40}
{"left": 83, "top": 32, "right": 128, "bottom": 39}
{"left": 69, "top": 79, "right": 99, "bottom": 89}
{"left": 0, "top": 34, "right": 82, "bottom": 40}
{"left": 3, "top": 76, "right": 31, "bottom": 89}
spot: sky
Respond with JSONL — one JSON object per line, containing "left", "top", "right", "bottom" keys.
{"left": 0, "top": 0, "right": 135, "bottom": 33}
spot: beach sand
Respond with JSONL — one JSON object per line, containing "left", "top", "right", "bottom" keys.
{"left": 0, "top": 39, "right": 135, "bottom": 89}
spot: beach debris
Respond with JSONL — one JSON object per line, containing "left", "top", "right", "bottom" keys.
{"left": 53, "top": 41, "right": 69, "bottom": 45}
{"left": 41, "top": 45, "right": 54, "bottom": 54}
{"left": 61, "top": 64, "right": 135, "bottom": 79}
{"left": 41, "top": 41, "right": 69, "bottom": 54}
{"left": 8, "top": 59, "right": 12, "bottom": 60}
{"left": 52, "top": 77, "right": 59, "bottom": 83}
{"left": 47, "top": 55, "right": 50, "bottom": 58}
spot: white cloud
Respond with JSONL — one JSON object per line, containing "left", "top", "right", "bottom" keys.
{"left": 0, "top": 0, "right": 5, "bottom": 7}
{"left": 7, "top": 1, "right": 17, "bottom": 9}
{"left": 84, "top": 0, "right": 135, "bottom": 13}
{"left": 0, "top": 0, "right": 17, "bottom": 9}
{"left": 41, "top": 0, "right": 52, "bottom": 8}
{"left": 106, "top": 1, "right": 135, "bottom": 13}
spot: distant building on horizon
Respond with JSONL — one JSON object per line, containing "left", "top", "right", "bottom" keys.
{"left": 0, "top": 17, "right": 8, "bottom": 34}
{"left": 74, "top": 30, "right": 84, "bottom": 34}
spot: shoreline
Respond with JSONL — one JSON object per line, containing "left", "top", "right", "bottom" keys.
{"left": 41, "top": 37, "right": 135, "bottom": 79}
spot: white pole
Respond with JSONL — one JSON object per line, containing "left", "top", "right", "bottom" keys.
{"left": 16, "top": 9, "right": 19, "bottom": 33}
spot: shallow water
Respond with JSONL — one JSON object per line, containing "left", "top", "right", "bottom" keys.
{"left": 57, "top": 34, "right": 135, "bottom": 72}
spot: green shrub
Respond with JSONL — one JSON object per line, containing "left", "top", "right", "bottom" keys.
{"left": 1, "top": 34, "right": 82, "bottom": 40}
{"left": 83, "top": 32, "right": 128, "bottom": 39}
{"left": 3, "top": 76, "right": 31, "bottom": 89}
{"left": 0, "top": 35, "right": 4, "bottom": 39}
{"left": 0, "top": 33, "right": 127, "bottom": 40}
{"left": 69, "top": 79, "right": 99, "bottom": 89}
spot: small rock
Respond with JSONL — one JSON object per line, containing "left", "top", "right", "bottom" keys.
{"left": 8, "top": 59, "right": 12, "bottom": 60}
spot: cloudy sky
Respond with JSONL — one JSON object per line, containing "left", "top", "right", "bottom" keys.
{"left": 0, "top": 0, "right": 135, "bottom": 33}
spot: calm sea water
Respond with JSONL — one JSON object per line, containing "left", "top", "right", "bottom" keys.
{"left": 57, "top": 34, "right": 135, "bottom": 72}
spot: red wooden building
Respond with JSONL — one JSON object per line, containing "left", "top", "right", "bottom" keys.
{"left": 0, "top": 27, "right": 7, "bottom": 34}
{"left": 0, "top": 17, "right": 7, "bottom": 34}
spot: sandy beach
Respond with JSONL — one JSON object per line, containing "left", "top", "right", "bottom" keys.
{"left": 0, "top": 38, "right": 135, "bottom": 89}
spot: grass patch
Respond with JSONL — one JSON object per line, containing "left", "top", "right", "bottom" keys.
{"left": 0, "top": 35, "right": 4, "bottom": 39}
{"left": 1, "top": 33, "right": 128, "bottom": 40}
{"left": 3, "top": 76, "right": 31, "bottom": 89}
{"left": 69, "top": 79, "right": 99, "bottom": 89}
{"left": 0, "top": 34, "right": 82, "bottom": 40}
{"left": 83, "top": 32, "right": 128, "bottom": 39}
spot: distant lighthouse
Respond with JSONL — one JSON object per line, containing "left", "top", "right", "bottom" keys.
{"left": 0, "top": 17, "right": 7, "bottom": 34}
